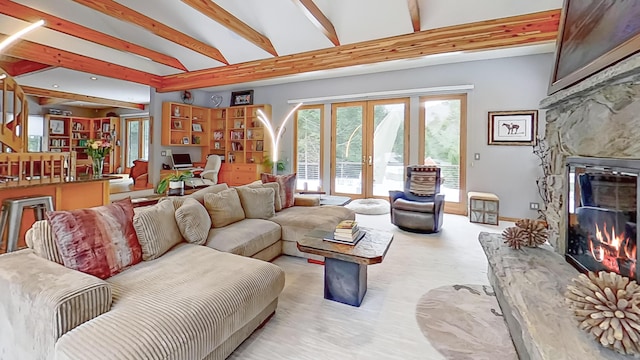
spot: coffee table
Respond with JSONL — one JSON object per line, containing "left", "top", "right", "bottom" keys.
{"left": 297, "top": 227, "right": 393, "bottom": 307}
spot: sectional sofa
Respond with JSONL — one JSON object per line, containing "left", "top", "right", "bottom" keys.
{"left": 0, "top": 182, "right": 355, "bottom": 360}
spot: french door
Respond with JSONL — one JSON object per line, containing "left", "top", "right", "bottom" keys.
{"left": 331, "top": 99, "right": 408, "bottom": 199}
{"left": 124, "top": 117, "right": 150, "bottom": 172}
{"left": 419, "top": 94, "right": 467, "bottom": 214}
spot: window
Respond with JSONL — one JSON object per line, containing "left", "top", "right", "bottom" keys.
{"left": 27, "top": 115, "right": 44, "bottom": 152}
{"left": 294, "top": 105, "right": 323, "bottom": 191}
{"left": 125, "top": 117, "right": 150, "bottom": 169}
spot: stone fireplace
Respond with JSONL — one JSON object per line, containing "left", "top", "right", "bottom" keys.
{"left": 540, "top": 53, "right": 640, "bottom": 257}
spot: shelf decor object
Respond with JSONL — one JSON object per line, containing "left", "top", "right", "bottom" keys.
{"left": 86, "top": 139, "right": 112, "bottom": 177}
{"left": 230, "top": 90, "right": 254, "bottom": 107}
{"left": 256, "top": 103, "right": 303, "bottom": 172}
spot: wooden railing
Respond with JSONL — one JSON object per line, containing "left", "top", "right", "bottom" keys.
{"left": 0, "top": 152, "right": 77, "bottom": 188}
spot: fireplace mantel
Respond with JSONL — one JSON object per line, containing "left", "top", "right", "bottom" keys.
{"left": 540, "top": 52, "right": 640, "bottom": 254}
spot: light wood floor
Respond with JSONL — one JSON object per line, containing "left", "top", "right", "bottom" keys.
{"left": 230, "top": 214, "right": 513, "bottom": 360}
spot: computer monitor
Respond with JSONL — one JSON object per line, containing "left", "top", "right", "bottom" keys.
{"left": 171, "top": 153, "right": 194, "bottom": 169}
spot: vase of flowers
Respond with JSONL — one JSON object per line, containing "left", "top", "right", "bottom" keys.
{"left": 86, "top": 139, "right": 112, "bottom": 177}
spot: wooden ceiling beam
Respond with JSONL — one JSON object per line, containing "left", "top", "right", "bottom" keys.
{"left": 37, "top": 97, "right": 69, "bottom": 106}
{"left": 0, "top": 1, "right": 188, "bottom": 71}
{"left": 71, "top": 0, "right": 228, "bottom": 64}
{"left": 159, "top": 9, "right": 560, "bottom": 92}
{"left": 407, "top": 0, "right": 420, "bottom": 32}
{"left": 22, "top": 86, "right": 145, "bottom": 110}
{"left": 291, "top": 0, "right": 339, "bottom": 46}
{"left": 2, "top": 36, "right": 162, "bottom": 87}
{"left": 9, "top": 60, "right": 51, "bottom": 76}
{"left": 182, "top": 0, "right": 277, "bottom": 56}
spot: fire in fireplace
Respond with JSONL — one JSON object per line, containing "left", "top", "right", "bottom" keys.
{"left": 566, "top": 157, "right": 639, "bottom": 280}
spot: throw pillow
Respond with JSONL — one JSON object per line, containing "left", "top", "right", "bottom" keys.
{"left": 189, "top": 183, "right": 229, "bottom": 204}
{"left": 133, "top": 200, "right": 183, "bottom": 260}
{"left": 46, "top": 198, "right": 142, "bottom": 279}
{"left": 236, "top": 187, "right": 275, "bottom": 219}
{"left": 174, "top": 198, "right": 211, "bottom": 245}
{"left": 247, "top": 181, "right": 282, "bottom": 211}
{"left": 204, "top": 188, "right": 245, "bottom": 228}
{"left": 261, "top": 173, "right": 296, "bottom": 208}
{"left": 25, "top": 220, "right": 63, "bottom": 264}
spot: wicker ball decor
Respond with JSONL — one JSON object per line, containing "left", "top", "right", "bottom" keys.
{"left": 515, "top": 218, "right": 549, "bottom": 247}
{"left": 502, "top": 227, "right": 527, "bottom": 249}
{"left": 565, "top": 271, "right": 640, "bottom": 356}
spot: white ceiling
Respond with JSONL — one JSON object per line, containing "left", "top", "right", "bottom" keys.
{"left": 3, "top": 0, "right": 562, "bottom": 107}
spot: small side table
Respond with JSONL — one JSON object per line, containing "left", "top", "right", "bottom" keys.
{"left": 468, "top": 192, "right": 499, "bottom": 225}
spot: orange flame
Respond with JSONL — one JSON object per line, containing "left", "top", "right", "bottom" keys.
{"left": 589, "top": 221, "right": 636, "bottom": 276}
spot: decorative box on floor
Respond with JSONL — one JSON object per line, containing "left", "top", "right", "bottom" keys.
{"left": 468, "top": 192, "right": 499, "bottom": 225}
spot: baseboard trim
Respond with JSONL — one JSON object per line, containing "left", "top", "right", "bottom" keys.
{"left": 499, "top": 216, "right": 521, "bottom": 223}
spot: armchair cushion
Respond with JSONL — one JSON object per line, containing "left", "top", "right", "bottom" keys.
{"left": 129, "top": 160, "right": 148, "bottom": 184}
{"left": 0, "top": 250, "right": 112, "bottom": 360}
{"left": 393, "top": 197, "right": 435, "bottom": 212}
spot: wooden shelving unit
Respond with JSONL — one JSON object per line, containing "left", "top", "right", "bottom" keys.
{"left": 161, "top": 102, "right": 210, "bottom": 146}
{"left": 46, "top": 115, "right": 120, "bottom": 174}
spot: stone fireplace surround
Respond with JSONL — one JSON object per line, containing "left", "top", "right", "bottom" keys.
{"left": 480, "top": 53, "right": 640, "bottom": 360}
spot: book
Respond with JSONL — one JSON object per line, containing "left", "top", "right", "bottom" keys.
{"left": 335, "top": 220, "right": 358, "bottom": 230}
{"left": 335, "top": 225, "right": 359, "bottom": 234}
{"left": 334, "top": 230, "right": 360, "bottom": 241}
{"left": 324, "top": 231, "right": 365, "bottom": 245}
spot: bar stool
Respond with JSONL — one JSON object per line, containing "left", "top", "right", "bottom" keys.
{"left": 0, "top": 195, "right": 54, "bottom": 253}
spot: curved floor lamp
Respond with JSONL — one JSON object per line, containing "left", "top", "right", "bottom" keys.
{"left": 256, "top": 103, "right": 303, "bottom": 173}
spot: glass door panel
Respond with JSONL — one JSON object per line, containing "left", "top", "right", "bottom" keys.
{"left": 420, "top": 94, "right": 467, "bottom": 214}
{"left": 332, "top": 103, "right": 364, "bottom": 197}
{"left": 125, "top": 117, "right": 150, "bottom": 171}
{"left": 370, "top": 100, "right": 408, "bottom": 197}
{"left": 295, "top": 106, "right": 323, "bottom": 191}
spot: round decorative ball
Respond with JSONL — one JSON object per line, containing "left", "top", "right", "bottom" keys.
{"left": 502, "top": 227, "right": 527, "bottom": 249}
{"left": 515, "top": 218, "right": 549, "bottom": 247}
{"left": 566, "top": 271, "right": 640, "bottom": 355}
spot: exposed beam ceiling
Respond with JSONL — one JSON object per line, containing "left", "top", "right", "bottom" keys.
{"left": 1, "top": 35, "right": 162, "bottom": 87}
{"left": 181, "top": 0, "right": 277, "bottom": 57}
{"left": 291, "top": 0, "right": 340, "bottom": 46}
{"left": 71, "top": 0, "right": 228, "bottom": 65}
{"left": 22, "top": 85, "right": 145, "bottom": 109}
{"left": 8, "top": 60, "right": 51, "bottom": 77}
{"left": 0, "top": 1, "right": 187, "bottom": 71}
{"left": 407, "top": 0, "right": 421, "bottom": 32}
{"left": 160, "top": 9, "right": 560, "bottom": 92}
{"left": 37, "top": 97, "right": 68, "bottom": 106}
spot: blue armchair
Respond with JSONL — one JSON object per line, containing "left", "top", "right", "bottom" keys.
{"left": 389, "top": 165, "right": 445, "bottom": 233}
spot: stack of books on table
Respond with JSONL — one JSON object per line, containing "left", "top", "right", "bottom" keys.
{"left": 324, "top": 220, "right": 365, "bottom": 245}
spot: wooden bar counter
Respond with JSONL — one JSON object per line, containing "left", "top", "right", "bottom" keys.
{"left": 0, "top": 176, "right": 113, "bottom": 254}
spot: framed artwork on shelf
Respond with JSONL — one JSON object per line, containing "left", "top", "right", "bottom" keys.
{"left": 213, "top": 131, "right": 223, "bottom": 140}
{"left": 214, "top": 142, "right": 220, "bottom": 149}
{"left": 230, "top": 90, "right": 254, "bottom": 107}
{"left": 488, "top": 110, "right": 538, "bottom": 146}
{"left": 192, "top": 123, "right": 203, "bottom": 132}
{"left": 549, "top": 0, "right": 640, "bottom": 94}
{"left": 255, "top": 140, "right": 264, "bottom": 151}
{"left": 173, "top": 120, "right": 183, "bottom": 130}
{"left": 50, "top": 119, "right": 65, "bottom": 134}
{"left": 182, "top": 136, "right": 189, "bottom": 145}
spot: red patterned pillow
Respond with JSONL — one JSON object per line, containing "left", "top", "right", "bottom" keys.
{"left": 47, "top": 198, "right": 142, "bottom": 279}
{"left": 261, "top": 173, "right": 296, "bottom": 208}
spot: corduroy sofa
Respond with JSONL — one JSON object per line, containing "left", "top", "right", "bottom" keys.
{"left": 0, "top": 182, "right": 354, "bottom": 360}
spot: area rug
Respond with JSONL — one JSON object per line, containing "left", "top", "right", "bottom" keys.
{"left": 345, "top": 198, "right": 390, "bottom": 215}
{"left": 415, "top": 284, "right": 517, "bottom": 360}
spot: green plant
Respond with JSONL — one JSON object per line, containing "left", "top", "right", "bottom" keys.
{"left": 262, "top": 155, "right": 286, "bottom": 173}
{"left": 156, "top": 170, "right": 193, "bottom": 194}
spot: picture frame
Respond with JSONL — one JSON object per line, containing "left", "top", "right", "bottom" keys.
{"left": 192, "top": 123, "right": 203, "bottom": 132}
{"left": 214, "top": 142, "right": 220, "bottom": 150}
{"left": 173, "top": 120, "right": 183, "bottom": 130}
{"left": 230, "top": 90, "right": 254, "bottom": 107}
{"left": 182, "top": 136, "right": 189, "bottom": 145}
{"left": 50, "top": 119, "right": 65, "bottom": 134}
{"left": 488, "top": 110, "right": 538, "bottom": 146}
{"left": 549, "top": 0, "right": 640, "bottom": 94}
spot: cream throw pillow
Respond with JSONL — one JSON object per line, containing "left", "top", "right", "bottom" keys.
{"left": 236, "top": 187, "right": 275, "bottom": 219}
{"left": 204, "top": 188, "right": 246, "bottom": 228}
{"left": 133, "top": 200, "right": 183, "bottom": 260}
{"left": 174, "top": 198, "right": 211, "bottom": 245}
{"left": 248, "top": 181, "right": 282, "bottom": 211}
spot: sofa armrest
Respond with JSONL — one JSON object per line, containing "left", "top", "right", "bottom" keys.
{"left": 294, "top": 195, "right": 320, "bottom": 207}
{"left": 0, "top": 250, "right": 112, "bottom": 359}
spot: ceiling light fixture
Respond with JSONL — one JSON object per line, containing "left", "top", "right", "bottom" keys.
{"left": 52, "top": 84, "right": 59, "bottom": 88}
{"left": 0, "top": 19, "right": 45, "bottom": 52}
{"left": 90, "top": 76, "right": 98, "bottom": 80}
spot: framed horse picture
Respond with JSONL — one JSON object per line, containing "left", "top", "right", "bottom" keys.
{"left": 488, "top": 110, "right": 538, "bottom": 146}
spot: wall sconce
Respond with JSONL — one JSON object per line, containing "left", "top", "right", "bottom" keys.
{"left": 256, "top": 103, "right": 303, "bottom": 172}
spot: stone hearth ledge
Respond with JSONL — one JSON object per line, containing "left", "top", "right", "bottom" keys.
{"left": 479, "top": 232, "right": 631, "bottom": 360}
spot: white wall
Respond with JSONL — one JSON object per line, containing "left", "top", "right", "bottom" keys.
{"left": 178, "top": 53, "right": 552, "bottom": 219}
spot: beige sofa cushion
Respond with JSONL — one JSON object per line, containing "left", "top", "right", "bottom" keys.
{"left": 204, "top": 188, "right": 245, "bottom": 228}
{"left": 189, "top": 183, "right": 229, "bottom": 204}
{"left": 174, "top": 198, "right": 211, "bottom": 245}
{"left": 236, "top": 187, "right": 275, "bottom": 219}
{"left": 55, "top": 244, "right": 285, "bottom": 360}
{"left": 248, "top": 181, "right": 282, "bottom": 211}
{"left": 205, "top": 218, "right": 281, "bottom": 257}
{"left": 270, "top": 205, "right": 356, "bottom": 242}
{"left": 25, "top": 220, "right": 63, "bottom": 264}
{"left": 133, "top": 200, "right": 182, "bottom": 260}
